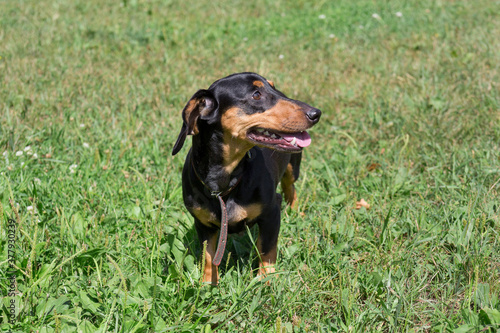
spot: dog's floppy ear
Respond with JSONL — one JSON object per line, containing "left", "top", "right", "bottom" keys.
{"left": 172, "top": 89, "right": 217, "bottom": 155}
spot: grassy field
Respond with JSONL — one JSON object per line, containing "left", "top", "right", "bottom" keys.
{"left": 1, "top": 0, "right": 500, "bottom": 331}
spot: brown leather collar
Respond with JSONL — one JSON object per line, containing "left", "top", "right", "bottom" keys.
{"left": 190, "top": 156, "right": 244, "bottom": 198}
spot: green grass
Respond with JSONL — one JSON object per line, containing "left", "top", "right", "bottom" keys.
{"left": 1, "top": 0, "right": 500, "bottom": 331}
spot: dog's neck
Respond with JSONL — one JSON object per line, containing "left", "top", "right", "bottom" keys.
{"left": 190, "top": 130, "right": 252, "bottom": 193}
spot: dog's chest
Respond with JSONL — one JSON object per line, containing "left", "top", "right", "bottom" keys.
{"left": 188, "top": 201, "right": 262, "bottom": 228}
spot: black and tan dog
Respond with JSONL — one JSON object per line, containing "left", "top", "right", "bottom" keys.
{"left": 172, "top": 72, "right": 321, "bottom": 285}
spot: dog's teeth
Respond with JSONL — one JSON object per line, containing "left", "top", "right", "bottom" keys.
{"left": 263, "top": 131, "right": 270, "bottom": 136}
{"left": 256, "top": 128, "right": 264, "bottom": 133}
{"left": 290, "top": 137, "right": 297, "bottom": 146}
{"left": 270, "top": 134, "right": 278, "bottom": 139}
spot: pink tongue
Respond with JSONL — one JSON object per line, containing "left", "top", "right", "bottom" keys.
{"left": 280, "top": 131, "right": 312, "bottom": 148}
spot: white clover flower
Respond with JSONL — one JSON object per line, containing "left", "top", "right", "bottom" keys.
{"left": 372, "top": 13, "right": 381, "bottom": 20}
{"left": 33, "top": 153, "right": 38, "bottom": 158}
{"left": 34, "top": 178, "right": 41, "bottom": 184}
{"left": 278, "top": 54, "right": 284, "bottom": 59}
{"left": 318, "top": 14, "right": 326, "bottom": 19}
{"left": 21, "top": 162, "right": 24, "bottom": 167}
{"left": 80, "top": 124, "right": 85, "bottom": 128}
{"left": 69, "top": 164, "right": 78, "bottom": 173}
{"left": 329, "top": 34, "right": 336, "bottom": 39}
{"left": 27, "top": 206, "right": 33, "bottom": 211}
{"left": 83, "top": 143, "right": 90, "bottom": 148}
{"left": 24, "top": 146, "right": 31, "bottom": 152}
{"left": 2, "top": 151, "right": 7, "bottom": 157}
{"left": 243, "top": 37, "right": 248, "bottom": 41}
{"left": 16, "top": 151, "right": 23, "bottom": 156}
{"left": 395, "top": 12, "right": 403, "bottom": 17}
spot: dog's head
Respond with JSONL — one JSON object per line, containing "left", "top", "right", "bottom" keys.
{"left": 172, "top": 72, "right": 321, "bottom": 156}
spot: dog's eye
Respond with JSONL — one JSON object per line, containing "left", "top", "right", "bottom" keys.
{"left": 252, "top": 91, "right": 262, "bottom": 100}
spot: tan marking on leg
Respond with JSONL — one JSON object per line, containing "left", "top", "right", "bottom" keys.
{"left": 281, "top": 163, "right": 298, "bottom": 208}
{"left": 289, "top": 191, "right": 298, "bottom": 209}
{"left": 256, "top": 237, "right": 277, "bottom": 279}
{"left": 202, "top": 233, "right": 220, "bottom": 285}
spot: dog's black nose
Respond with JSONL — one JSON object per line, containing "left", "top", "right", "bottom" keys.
{"left": 306, "top": 108, "right": 321, "bottom": 122}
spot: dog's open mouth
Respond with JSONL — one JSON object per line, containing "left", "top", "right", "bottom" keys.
{"left": 247, "top": 128, "right": 311, "bottom": 152}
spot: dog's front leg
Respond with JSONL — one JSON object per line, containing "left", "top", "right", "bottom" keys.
{"left": 195, "top": 220, "right": 219, "bottom": 285}
{"left": 256, "top": 205, "right": 281, "bottom": 278}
